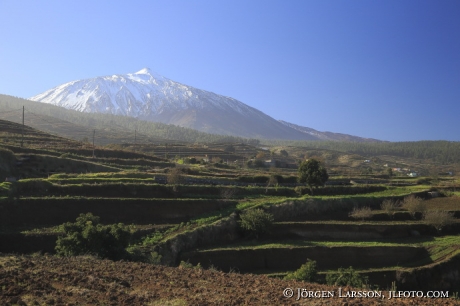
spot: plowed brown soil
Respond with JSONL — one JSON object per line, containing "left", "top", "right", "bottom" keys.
{"left": 0, "top": 254, "right": 458, "bottom": 306}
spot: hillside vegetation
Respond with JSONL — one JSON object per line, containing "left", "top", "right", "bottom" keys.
{"left": 0, "top": 94, "right": 260, "bottom": 145}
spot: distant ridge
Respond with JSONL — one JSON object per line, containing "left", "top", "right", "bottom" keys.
{"left": 278, "top": 120, "right": 383, "bottom": 142}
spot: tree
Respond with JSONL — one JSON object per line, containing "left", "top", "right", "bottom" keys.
{"left": 284, "top": 259, "right": 317, "bottom": 282}
{"left": 224, "top": 145, "right": 235, "bottom": 153}
{"left": 167, "top": 167, "right": 183, "bottom": 192}
{"left": 401, "top": 195, "right": 426, "bottom": 218}
{"left": 349, "top": 206, "right": 373, "bottom": 221}
{"left": 387, "top": 167, "right": 393, "bottom": 177}
{"left": 423, "top": 210, "right": 456, "bottom": 232}
{"left": 238, "top": 209, "right": 274, "bottom": 239}
{"left": 298, "top": 159, "right": 329, "bottom": 194}
{"left": 326, "top": 266, "right": 368, "bottom": 288}
{"left": 381, "top": 199, "right": 399, "bottom": 218}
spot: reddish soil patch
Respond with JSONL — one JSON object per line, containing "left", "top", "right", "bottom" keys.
{"left": 0, "top": 254, "right": 458, "bottom": 305}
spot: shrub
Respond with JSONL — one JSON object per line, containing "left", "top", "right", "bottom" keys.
{"left": 220, "top": 187, "right": 237, "bottom": 200}
{"left": 349, "top": 206, "right": 373, "bottom": 220}
{"left": 326, "top": 266, "right": 368, "bottom": 288}
{"left": 423, "top": 210, "right": 456, "bottom": 232}
{"left": 402, "top": 195, "right": 426, "bottom": 218}
{"left": 267, "top": 174, "right": 279, "bottom": 187}
{"left": 55, "top": 213, "right": 131, "bottom": 260}
{"left": 284, "top": 259, "right": 317, "bottom": 282}
{"left": 167, "top": 167, "right": 183, "bottom": 185}
{"left": 294, "top": 186, "right": 305, "bottom": 196}
{"left": 381, "top": 199, "right": 399, "bottom": 217}
{"left": 179, "top": 260, "right": 202, "bottom": 269}
{"left": 238, "top": 208, "right": 274, "bottom": 238}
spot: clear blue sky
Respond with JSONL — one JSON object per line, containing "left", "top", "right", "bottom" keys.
{"left": 1, "top": 0, "right": 459, "bottom": 141}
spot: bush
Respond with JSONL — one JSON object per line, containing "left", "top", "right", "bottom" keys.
{"left": 402, "top": 195, "right": 426, "bottom": 218}
{"left": 326, "top": 266, "right": 368, "bottom": 288}
{"left": 284, "top": 259, "right": 317, "bottom": 282}
{"left": 167, "top": 167, "right": 183, "bottom": 185}
{"left": 238, "top": 208, "right": 274, "bottom": 238}
{"left": 55, "top": 213, "right": 131, "bottom": 260}
{"left": 381, "top": 199, "right": 399, "bottom": 217}
{"left": 349, "top": 206, "right": 373, "bottom": 220}
{"left": 220, "top": 187, "right": 237, "bottom": 200}
{"left": 423, "top": 210, "right": 456, "bottom": 232}
{"left": 179, "top": 260, "right": 202, "bottom": 269}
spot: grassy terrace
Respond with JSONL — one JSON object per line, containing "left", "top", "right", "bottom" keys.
{"left": 2, "top": 118, "right": 460, "bottom": 291}
{"left": 193, "top": 235, "right": 460, "bottom": 251}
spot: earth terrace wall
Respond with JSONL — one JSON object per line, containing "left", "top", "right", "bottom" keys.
{"left": 0, "top": 198, "right": 236, "bottom": 226}
{"left": 154, "top": 213, "right": 240, "bottom": 266}
{"left": 180, "top": 246, "right": 428, "bottom": 273}
{"left": 363, "top": 252, "right": 460, "bottom": 291}
{"left": 396, "top": 252, "right": 460, "bottom": 291}
{"left": 267, "top": 192, "right": 430, "bottom": 221}
{"left": 272, "top": 222, "right": 437, "bottom": 240}
{"left": 155, "top": 194, "right": 431, "bottom": 266}
{"left": 12, "top": 181, "right": 296, "bottom": 198}
{"left": 0, "top": 233, "right": 56, "bottom": 254}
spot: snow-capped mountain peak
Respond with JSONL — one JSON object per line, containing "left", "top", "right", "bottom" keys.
{"left": 29, "top": 68, "right": 312, "bottom": 139}
{"left": 29, "top": 69, "right": 380, "bottom": 141}
{"left": 134, "top": 67, "right": 153, "bottom": 75}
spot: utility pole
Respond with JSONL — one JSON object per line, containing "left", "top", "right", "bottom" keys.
{"left": 21, "top": 106, "right": 24, "bottom": 147}
{"left": 92, "top": 130, "right": 95, "bottom": 158}
{"left": 134, "top": 128, "right": 137, "bottom": 152}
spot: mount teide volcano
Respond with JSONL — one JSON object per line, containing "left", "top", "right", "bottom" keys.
{"left": 30, "top": 68, "right": 378, "bottom": 141}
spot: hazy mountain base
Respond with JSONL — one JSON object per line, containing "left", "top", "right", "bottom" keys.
{"left": 2, "top": 95, "right": 460, "bottom": 170}
{"left": 0, "top": 95, "right": 260, "bottom": 145}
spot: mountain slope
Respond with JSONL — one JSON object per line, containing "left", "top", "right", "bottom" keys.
{"left": 278, "top": 120, "right": 383, "bottom": 142}
{"left": 0, "top": 95, "right": 257, "bottom": 144}
{"left": 30, "top": 68, "right": 381, "bottom": 141}
{"left": 30, "top": 68, "right": 317, "bottom": 140}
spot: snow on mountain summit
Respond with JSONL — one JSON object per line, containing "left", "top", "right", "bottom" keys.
{"left": 134, "top": 67, "right": 153, "bottom": 75}
{"left": 29, "top": 68, "right": 314, "bottom": 139}
{"left": 28, "top": 69, "right": 380, "bottom": 141}
{"left": 30, "top": 68, "right": 249, "bottom": 117}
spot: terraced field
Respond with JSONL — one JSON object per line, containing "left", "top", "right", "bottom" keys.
{"left": 2, "top": 118, "right": 460, "bottom": 304}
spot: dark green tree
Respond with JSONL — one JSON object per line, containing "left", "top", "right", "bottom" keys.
{"left": 387, "top": 167, "right": 393, "bottom": 177}
{"left": 279, "top": 149, "right": 289, "bottom": 157}
{"left": 298, "top": 159, "right": 329, "bottom": 194}
{"left": 224, "top": 145, "right": 236, "bottom": 153}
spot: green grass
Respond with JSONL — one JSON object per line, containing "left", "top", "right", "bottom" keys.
{"left": 191, "top": 203, "right": 238, "bottom": 225}
{"left": 46, "top": 177, "right": 158, "bottom": 184}
{"left": 0, "top": 182, "right": 11, "bottom": 196}
{"left": 275, "top": 220, "right": 424, "bottom": 225}
{"left": 196, "top": 235, "right": 460, "bottom": 252}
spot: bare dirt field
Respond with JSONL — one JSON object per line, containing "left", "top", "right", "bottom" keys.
{"left": 1, "top": 254, "right": 458, "bottom": 306}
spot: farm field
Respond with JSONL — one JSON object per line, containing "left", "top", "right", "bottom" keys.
{"left": 1, "top": 118, "right": 460, "bottom": 304}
